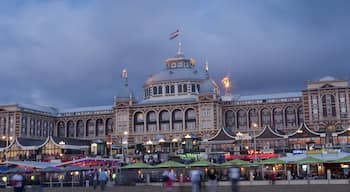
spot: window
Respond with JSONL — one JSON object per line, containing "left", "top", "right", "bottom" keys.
{"left": 322, "top": 95, "right": 336, "bottom": 117}
{"left": 153, "top": 87, "right": 157, "bottom": 95}
{"left": 171, "top": 85, "right": 175, "bottom": 93}
{"left": 158, "top": 86, "right": 163, "bottom": 94}
{"left": 166, "top": 85, "right": 170, "bottom": 94}
{"left": 183, "top": 84, "right": 187, "bottom": 92}
{"left": 225, "top": 110, "right": 235, "bottom": 128}
{"left": 192, "top": 84, "right": 196, "bottom": 92}
{"left": 178, "top": 84, "right": 182, "bottom": 93}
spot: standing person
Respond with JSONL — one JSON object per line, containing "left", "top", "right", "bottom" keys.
{"left": 207, "top": 166, "right": 218, "bottom": 192}
{"left": 190, "top": 168, "right": 201, "bottom": 192}
{"left": 99, "top": 169, "right": 108, "bottom": 191}
{"left": 11, "top": 173, "right": 24, "bottom": 192}
{"left": 229, "top": 167, "right": 240, "bottom": 192}
{"left": 270, "top": 172, "right": 276, "bottom": 185}
{"left": 163, "top": 168, "right": 176, "bottom": 192}
{"left": 92, "top": 169, "right": 99, "bottom": 192}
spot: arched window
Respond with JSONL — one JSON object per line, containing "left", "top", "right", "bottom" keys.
{"left": 37, "top": 120, "right": 42, "bottom": 137}
{"left": 159, "top": 110, "right": 170, "bottom": 131}
{"left": 285, "top": 106, "right": 296, "bottom": 127}
{"left": 86, "top": 119, "right": 94, "bottom": 137}
{"left": 43, "top": 120, "right": 48, "bottom": 137}
{"left": 172, "top": 109, "right": 183, "bottom": 131}
{"left": 322, "top": 95, "right": 336, "bottom": 117}
{"left": 158, "top": 86, "right": 163, "bottom": 95}
{"left": 178, "top": 84, "right": 182, "bottom": 93}
{"left": 261, "top": 109, "right": 271, "bottom": 127}
{"left": 225, "top": 110, "right": 235, "bottom": 129}
{"left": 237, "top": 110, "right": 247, "bottom": 130}
{"left": 106, "top": 118, "right": 113, "bottom": 135}
{"left": 153, "top": 87, "right": 157, "bottom": 95}
{"left": 249, "top": 109, "right": 258, "bottom": 128}
{"left": 134, "top": 112, "right": 144, "bottom": 133}
{"left": 185, "top": 108, "right": 196, "bottom": 130}
{"left": 298, "top": 107, "right": 304, "bottom": 125}
{"left": 96, "top": 119, "right": 104, "bottom": 137}
{"left": 30, "top": 119, "right": 35, "bottom": 136}
{"left": 146, "top": 111, "right": 157, "bottom": 132}
{"left": 273, "top": 108, "right": 283, "bottom": 129}
{"left": 67, "top": 121, "right": 74, "bottom": 138}
{"left": 166, "top": 85, "right": 170, "bottom": 94}
{"left": 183, "top": 84, "right": 187, "bottom": 92}
{"left": 171, "top": 85, "right": 175, "bottom": 93}
{"left": 76, "top": 120, "right": 84, "bottom": 137}
{"left": 58, "top": 121, "right": 65, "bottom": 137}
{"left": 49, "top": 122, "right": 54, "bottom": 136}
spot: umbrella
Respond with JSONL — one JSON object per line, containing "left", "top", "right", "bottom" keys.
{"left": 220, "top": 159, "right": 250, "bottom": 167}
{"left": 37, "top": 166, "right": 63, "bottom": 173}
{"left": 295, "top": 156, "right": 323, "bottom": 164}
{"left": 122, "top": 162, "right": 153, "bottom": 169}
{"left": 259, "top": 158, "right": 286, "bottom": 165}
{"left": 333, "top": 155, "right": 350, "bottom": 163}
{"left": 189, "top": 160, "right": 218, "bottom": 167}
{"left": 153, "top": 161, "right": 186, "bottom": 168}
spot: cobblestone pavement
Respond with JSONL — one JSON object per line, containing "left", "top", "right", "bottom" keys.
{"left": 3, "top": 184, "right": 350, "bottom": 192}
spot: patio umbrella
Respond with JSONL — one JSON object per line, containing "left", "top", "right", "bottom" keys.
{"left": 259, "top": 158, "right": 286, "bottom": 165}
{"left": 333, "top": 155, "right": 350, "bottom": 163}
{"left": 220, "top": 159, "right": 250, "bottom": 167}
{"left": 189, "top": 160, "right": 218, "bottom": 167}
{"left": 295, "top": 156, "right": 323, "bottom": 164}
{"left": 153, "top": 161, "right": 186, "bottom": 168}
{"left": 122, "top": 162, "right": 153, "bottom": 169}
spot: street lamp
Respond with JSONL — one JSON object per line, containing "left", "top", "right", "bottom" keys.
{"left": 122, "top": 131, "right": 128, "bottom": 164}
{"left": 59, "top": 141, "right": 65, "bottom": 158}
{"left": 252, "top": 123, "right": 258, "bottom": 161}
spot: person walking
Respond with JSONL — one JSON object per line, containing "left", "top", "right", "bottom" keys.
{"left": 229, "top": 167, "right": 240, "bottom": 192}
{"left": 162, "top": 168, "right": 176, "bottom": 192}
{"left": 190, "top": 168, "right": 201, "bottom": 192}
{"left": 99, "top": 169, "right": 108, "bottom": 191}
{"left": 207, "top": 166, "right": 218, "bottom": 192}
{"left": 92, "top": 169, "right": 99, "bottom": 192}
{"left": 11, "top": 173, "right": 24, "bottom": 192}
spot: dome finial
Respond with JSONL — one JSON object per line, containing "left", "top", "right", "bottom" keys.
{"left": 121, "top": 68, "right": 128, "bottom": 86}
{"left": 205, "top": 60, "right": 209, "bottom": 72}
{"left": 176, "top": 42, "right": 183, "bottom": 57}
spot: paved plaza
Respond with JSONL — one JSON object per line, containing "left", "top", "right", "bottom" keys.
{"left": 2, "top": 184, "right": 350, "bottom": 192}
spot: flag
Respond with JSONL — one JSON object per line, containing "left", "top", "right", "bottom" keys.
{"left": 169, "top": 29, "right": 179, "bottom": 40}
{"left": 121, "top": 68, "right": 127, "bottom": 78}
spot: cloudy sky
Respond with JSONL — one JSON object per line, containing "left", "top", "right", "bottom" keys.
{"left": 0, "top": 0, "right": 349, "bottom": 108}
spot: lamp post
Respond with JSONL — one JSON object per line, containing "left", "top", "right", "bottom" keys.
{"left": 235, "top": 132, "right": 243, "bottom": 154}
{"left": 59, "top": 141, "right": 65, "bottom": 159}
{"left": 2, "top": 136, "right": 13, "bottom": 160}
{"left": 122, "top": 131, "right": 128, "bottom": 164}
{"left": 252, "top": 123, "right": 258, "bottom": 161}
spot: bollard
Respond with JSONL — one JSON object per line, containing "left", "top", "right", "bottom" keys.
{"left": 327, "top": 169, "right": 331, "bottom": 184}
{"left": 146, "top": 173, "right": 150, "bottom": 185}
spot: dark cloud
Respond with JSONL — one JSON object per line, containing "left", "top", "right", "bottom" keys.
{"left": 0, "top": 0, "right": 349, "bottom": 107}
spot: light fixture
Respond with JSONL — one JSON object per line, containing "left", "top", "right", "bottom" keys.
{"left": 296, "top": 129, "right": 303, "bottom": 133}
{"left": 159, "top": 138, "right": 165, "bottom": 143}
{"left": 184, "top": 134, "right": 192, "bottom": 139}
{"left": 236, "top": 132, "right": 243, "bottom": 137}
{"left": 59, "top": 141, "right": 65, "bottom": 145}
{"left": 172, "top": 138, "right": 178, "bottom": 143}
{"left": 146, "top": 140, "right": 153, "bottom": 145}
{"left": 123, "top": 131, "right": 128, "bottom": 136}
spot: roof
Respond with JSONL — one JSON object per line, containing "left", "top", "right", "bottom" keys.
{"left": 319, "top": 76, "right": 336, "bottom": 81}
{"left": 16, "top": 137, "right": 48, "bottom": 150}
{"left": 1, "top": 161, "right": 59, "bottom": 168}
{"left": 288, "top": 123, "right": 323, "bottom": 138}
{"left": 200, "top": 77, "right": 219, "bottom": 94}
{"left": 237, "top": 92, "right": 302, "bottom": 101}
{"left": 58, "top": 105, "right": 113, "bottom": 113}
{"left": 145, "top": 67, "right": 206, "bottom": 85}
{"left": 255, "top": 126, "right": 286, "bottom": 139}
{"left": 52, "top": 137, "right": 91, "bottom": 147}
{"left": 17, "top": 103, "right": 58, "bottom": 114}
{"left": 208, "top": 127, "right": 235, "bottom": 142}
{"left": 139, "top": 95, "right": 197, "bottom": 105}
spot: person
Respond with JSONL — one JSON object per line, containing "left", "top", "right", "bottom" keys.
{"left": 98, "top": 169, "right": 108, "bottom": 191}
{"left": 11, "top": 173, "right": 24, "bottom": 192}
{"left": 270, "top": 172, "right": 276, "bottom": 185}
{"left": 229, "top": 167, "right": 240, "bottom": 192}
{"left": 162, "top": 168, "right": 176, "bottom": 192}
{"left": 92, "top": 169, "right": 99, "bottom": 192}
{"left": 190, "top": 168, "right": 202, "bottom": 192}
{"left": 207, "top": 166, "right": 218, "bottom": 192}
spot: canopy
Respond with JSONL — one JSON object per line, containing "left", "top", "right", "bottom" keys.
{"left": 122, "top": 162, "right": 153, "bottom": 169}
{"left": 295, "top": 156, "right": 323, "bottom": 164}
{"left": 4, "top": 167, "right": 33, "bottom": 174}
{"left": 189, "top": 160, "right": 217, "bottom": 167}
{"left": 62, "top": 166, "right": 89, "bottom": 172}
{"left": 220, "top": 159, "right": 250, "bottom": 167}
{"left": 259, "top": 158, "right": 285, "bottom": 165}
{"left": 333, "top": 155, "right": 350, "bottom": 163}
{"left": 153, "top": 161, "right": 186, "bottom": 168}
{"left": 38, "top": 166, "right": 63, "bottom": 173}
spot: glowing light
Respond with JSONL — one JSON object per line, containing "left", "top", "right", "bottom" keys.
{"left": 146, "top": 140, "right": 153, "bottom": 145}
{"left": 184, "top": 134, "right": 192, "bottom": 139}
{"left": 172, "top": 138, "right": 178, "bottom": 142}
{"left": 205, "top": 61, "right": 209, "bottom": 72}
{"left": 159, "top": 138, "right": 165, "bottom": 143}
{"left": 221, "top": 76, "right": 231, "bottom": 89}
{"left": 252, "top": 123, "right": 258, "bottom": 128}
{"left": 123, "top": 131, "right": 128, "bottom": 136}
{"left": 121, "top": 68, "right": 127, "bottom": 78}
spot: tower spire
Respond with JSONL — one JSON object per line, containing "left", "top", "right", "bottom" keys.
{"left": 176, "top": 42, "right": 183, "bottom": 57}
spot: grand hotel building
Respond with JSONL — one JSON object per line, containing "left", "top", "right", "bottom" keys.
{"left": 1, "top": 48, "right": 350, "bottom": 160}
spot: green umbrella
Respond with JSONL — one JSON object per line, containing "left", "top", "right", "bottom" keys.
{"left": 153, "top": 161, "right": 186, "bottom": 168}
{"left": 122, "top": 162, "right": 153, "bottom": 169}
{"left": 333, "top": 155, "right": 350, "bottom": 163}
{"left": 259, "top": 158, "right": 286, "bottom": 165}
{"left": 189, "top": 160, "right": 218, "bottom": 167}
{"left": 220, "top": 159, "right": 250, "bottom": 167}
{"left": 295, "top": 156, "right": 323, "bottom": 164}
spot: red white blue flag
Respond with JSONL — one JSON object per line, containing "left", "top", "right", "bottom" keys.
{"left": 169, "top": 29, "right": 179, "bottom": 40}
